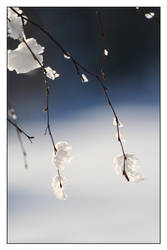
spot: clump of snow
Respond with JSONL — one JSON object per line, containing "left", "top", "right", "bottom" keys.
{"left": 81, "top": 74, "right": 88, "bottom": 83}
{"left": 64, "top": 53, "right": 70, "bottom": 59}
{"left": 45, "top": 66, "right": 60, "bottom": 80}
{"left": 104, "top": 49, "right": 108, "bottom": 56}
{"left": 8, "top": 38, "right": 45, "bottom": 74}
{"left": 8, "top": 108, "right": 17, "bottom": 120}
{"left": 51, "top": 175, "right": 67, "bottom": 200}
{"left": 8, "top": 7, "right": 27, "bottom": 41}
{"left": 113, "top": 154, "right": 144, "bottom": 183}
{"left": 52, "top": 141, "right": 72, "bottom": 171}
{"left": 145, "top": 12, "right": 155, "bottom": 19}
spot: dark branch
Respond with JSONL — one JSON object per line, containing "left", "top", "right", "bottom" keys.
{"left": 16, "top": 127, "right": 28, "bottom": 168}
{"left": 7, "top": 118, "right": 34, "bottom": 143}
{"left": 96, "top": 9, "right": 107, "bottom": 80}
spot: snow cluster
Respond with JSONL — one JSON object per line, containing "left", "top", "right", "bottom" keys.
{"left": 51, "top": 141, "right": 72, "bottom": 200}
{"left": 113, "top": 154, "right": 144, "bottom": 183}
{"left": 52, "top": 141, "right": 72, "bottom": 170}
{"left": 104, "top": 49, "right": 108, "bottom": 56}
{"left": 145, "top": 12, "right": 155, "bottom": 19}
{"left": 8, "top": 108, "right": 17, "bottom": 120}
{"left": 45, "top": 66, "right": 60, "bottom": 80}
{"left": 81, "top": 74, "right": 88, "bottom": 83}
{"left": 7, "top": 8, "right": 59, "bottom": 79}
{"left": 64, "top": 53, "right": 70, "bottom": 59}
{"left": 8, "top": 7, "right": 27, "bottom": 41}
{"left": 8, "top": 38, "right": 44, "bottom": 74}
{"left": 51, "top": 175, "right": 67, "bottom": 200}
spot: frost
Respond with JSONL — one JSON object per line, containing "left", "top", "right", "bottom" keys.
{"left": 8, "top": 38, "right": 45, "bottom": 74}
{"left": 8, "top": 7, "right": 27, "bottom": 41}
{"left": 45, "top": 66, "right": 60, "bottom": 80}
{"left": 115, "top": 133, "right": 125, "bottom": 143}
{"left": 52, "top": 141, "right": 72, "bottom": 170}
{"left": 145, "top": 12, "right": 155, "bottom": 19}
{"left": 64, "top": 53, "right": 70, "bottom": 59}
{"left": 113, "top": 117, "right": 123, "bottom": 127}
{"left": 113, "top": 154, "right": 144, "bottom": 183}
{"left": 81, "top": 74, "right": 88, "bottom": 83}
{"left": 8, "top": 108, "right": 17, "bottom": 120}
{"left": 51, "top": 175, "right": 67, "bottom": 200}
{"left": 104, "top": 49, "right": 108, "bottom": 56}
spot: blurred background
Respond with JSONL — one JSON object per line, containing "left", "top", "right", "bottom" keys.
{"left": 7, "top": 7, "right": 160, "bottom": 243}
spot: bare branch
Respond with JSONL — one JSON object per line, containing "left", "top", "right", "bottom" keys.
{"left": 16, "top": 127, "right": 28, "bottom": 169}
{"left": 19, "top": 15, "right": 61, "bottom": 182}
{"left": 96, "top": 9, "right": 106, "bottom": 80}
{"left": 7, "top": 118, "right": 34, "bottom": 143}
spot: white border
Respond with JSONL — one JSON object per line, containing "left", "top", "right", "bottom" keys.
{"left": 1, "top": 0, "right": 167, "bottom": 249}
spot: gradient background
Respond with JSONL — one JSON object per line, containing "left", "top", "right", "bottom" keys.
{"left": 7, "top": 7, "right": 160, "bottom": 243}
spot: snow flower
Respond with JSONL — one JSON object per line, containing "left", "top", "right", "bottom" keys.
{"left": 113, "top": 154, "right": 144, "bottom": 183}
{"left": 64, "top": 53, "right": 70, "bottom": 59}
{"left": 52, "top": 141, "right": 72, "bottom": 170}
{"left": 113, "top": 117, "right": 123, "bottom": 127}
{"left": 8, "top": 108, "right": 17, "bottom": 120}
{"left": 45, "top": 66, "right": 60, "bottom": 80}
{"left": 104, "top": 49, "right": 108, "bottom": 56}
{"left": 8, "top": 38, "right": 45, "bottom": 74}
{"left": 51, "top": 175, "right": 67, "bottom": 200}
{"left": 8, "top": 7, "right": 27, "bottom": 41}
{"left": 81, "top": 74, "right": 88, "bottom": 83}
{"left": 145, "top": 12, "right": 155, "bottom": 19}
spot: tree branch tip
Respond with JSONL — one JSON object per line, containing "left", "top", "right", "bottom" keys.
{"left": 123, "top": 170, "right": 130, "bottom": 182}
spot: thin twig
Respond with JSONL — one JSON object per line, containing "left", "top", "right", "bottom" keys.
{"left": 96, "top": 9, "right": 106, "bottom": 80}
{"left": 8, "top": 105, "right": 29, "bottom": 168}
{"left": 22, "top": 37, "right": 57, "bottom": 153}
{"left": 19, "top": 16, "right": 62, "bottom": 184}
{"left": 10, "top": 7, "right": 129, "bottom": 181}
{"left": 16, "top": 126, "right": 28, "bottom": 168}
{"left": 8, "top": 118, "right": 34, "bottom": 143}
